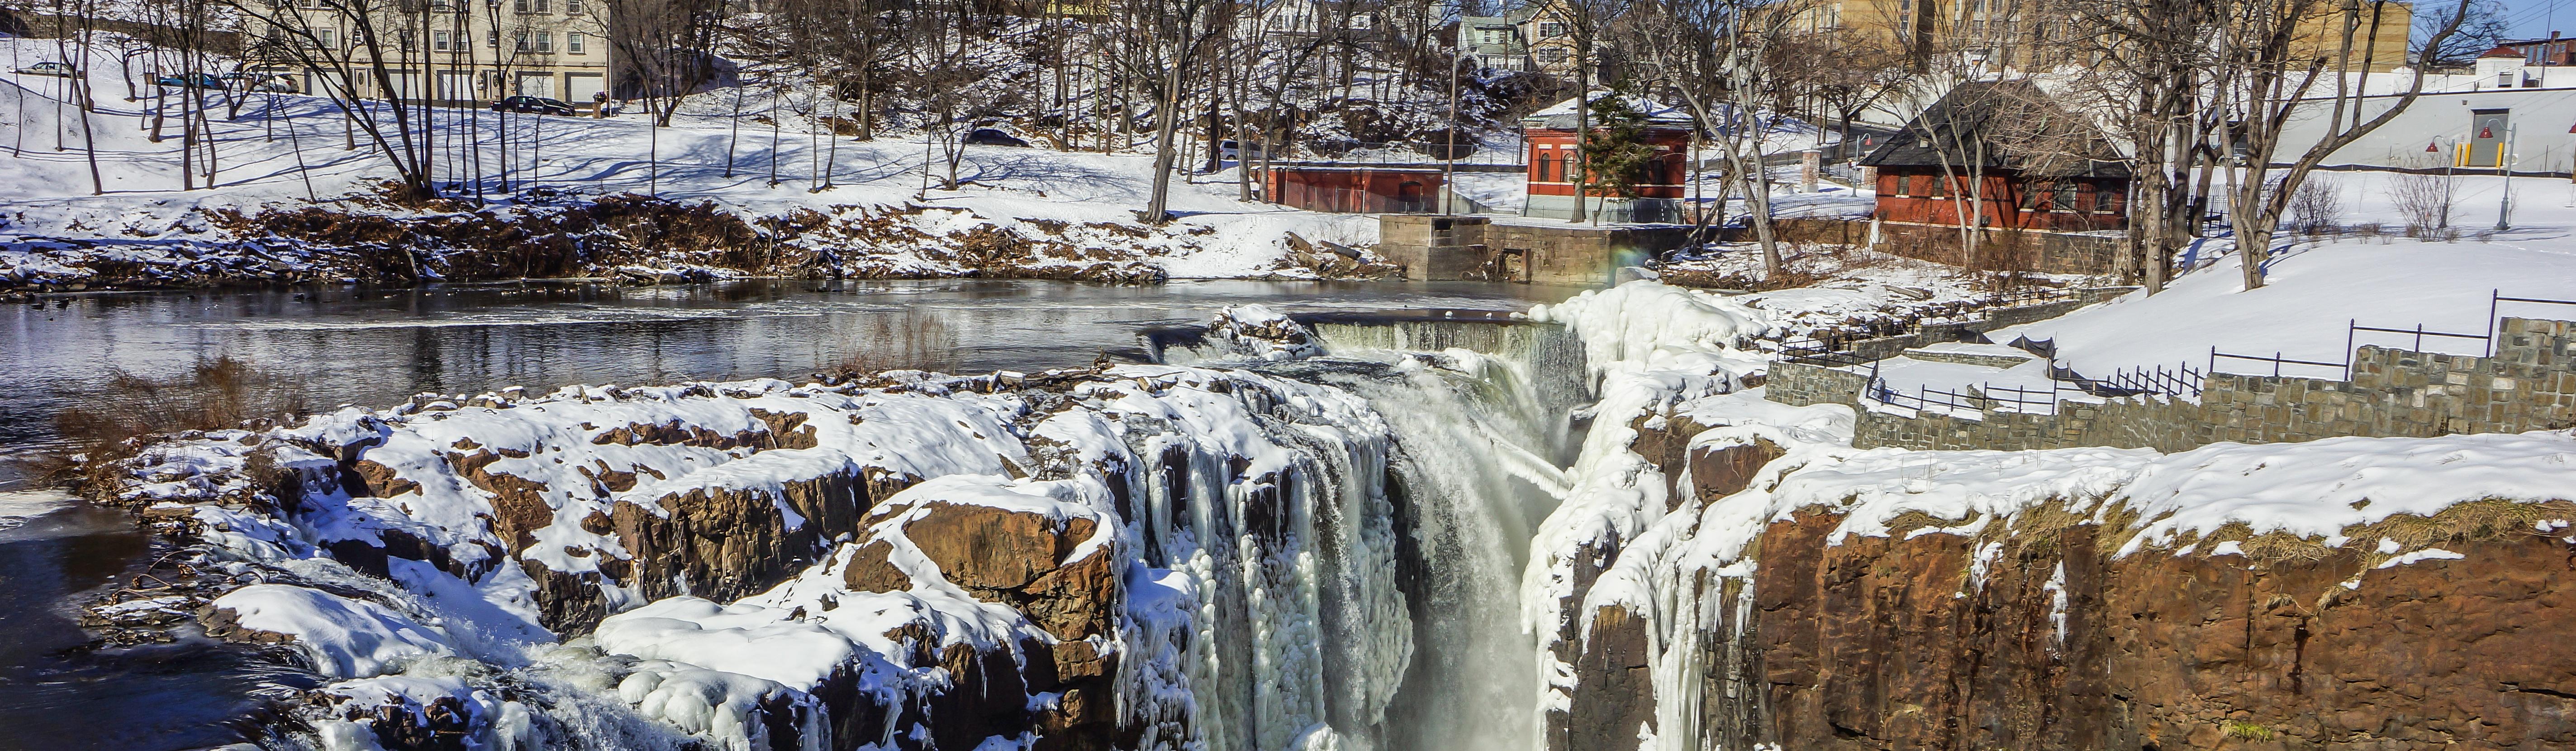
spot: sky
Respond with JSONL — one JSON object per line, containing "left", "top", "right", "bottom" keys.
{"left": 2511, "top": 0, "right": 2576, "bottom": 41}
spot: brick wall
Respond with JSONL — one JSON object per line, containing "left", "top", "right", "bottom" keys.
{"left": 1768, "top": 318, "right": 2576, "bottom": 452}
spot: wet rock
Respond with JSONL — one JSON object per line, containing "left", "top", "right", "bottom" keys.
{"left": 1746, "top": 513, "right": 2576, "bottom": 751}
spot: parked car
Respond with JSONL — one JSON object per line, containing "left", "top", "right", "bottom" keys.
{"left": 220, "top": 71, "right": 299, "bottom": 92}
{"left": 491, "top": 95, "right": 576, "bottom": 116}
{"left": 1217, "top": 139, "right": 1268, "bottom": 160}
{"left": 962, "top": 128, "right": 1030, "bottom": 147}
{"left": 14, "top": 62, "right": 77, "bottom": 77}
{"left": 153, "top": 72, "right": 225, "bottom": 89}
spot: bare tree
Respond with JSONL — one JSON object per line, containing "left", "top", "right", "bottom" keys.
{"left": 1131, "top": 0, "right": 1228, "bottom": 223}
{"left": 229, "top": 0, "right": 440, "bottom": 199}
{"left": 2220, "top": 0, "right": 2468, "bottom": 290}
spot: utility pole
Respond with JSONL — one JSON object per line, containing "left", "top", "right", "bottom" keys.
{"left": 1442, "top": 3, "right": 1460, "bottom": 215}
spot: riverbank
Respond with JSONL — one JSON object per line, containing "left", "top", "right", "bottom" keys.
{"left": 2, "top": 45, "right": 1391, "bottom": 293}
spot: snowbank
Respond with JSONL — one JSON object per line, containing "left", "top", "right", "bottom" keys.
{"left": 209, "top": 585, "right": 456, "bottom": 678}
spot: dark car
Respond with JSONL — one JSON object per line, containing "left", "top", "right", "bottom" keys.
{"left": 963, "top": 128, "right": 1030, "bottom": 147}
{"left": 153, "top": 72, "right": 225, "bottom": 89}
{"left": 14, "top": 62, "right": 77, "bottom": 77}
{"left": 492, "top": 95, "right": 577, "bottom": 116}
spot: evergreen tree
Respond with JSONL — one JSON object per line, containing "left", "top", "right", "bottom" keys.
{"left": 1579, "top": 87, "right": 1656, "bottom": 201}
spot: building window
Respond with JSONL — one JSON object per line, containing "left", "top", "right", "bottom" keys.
{"left": 536, "top": 32, "right": 552, "bottom": 52}
{"left": 318, "top": 28, "right": 335, "bottom": 48}
{"left": 433, "top": 30, "right": 449, "bottom": 51}
{"left": 516, "top": 31, "right": 532, "bottom": 52}
{"left": 2053, "top": 181, "right": 2078, "bottom": 213}
{"left": 566, "top": 0, "right": 581, "bottom": 12}
{"left": 567, "top": 32, "right": 584, "bottom": 53}
{"left": 487, "top": 30, "right": 499, "bottom": 48}
{"left": 1892, "top": 174, "right": 1910, "bottom": 196}
{"left": 1539, "top": 22, "right": 1564, "bottom": 37}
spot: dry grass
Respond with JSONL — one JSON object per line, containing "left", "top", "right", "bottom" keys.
{"left": 827, "top": 311, "right": 963, "bottom": 377}
{"left": 52, "top": 356, "right": 310, "bottom": 490}
{"left": 2343, "top": 498, "right": 2576, "bottom": 566}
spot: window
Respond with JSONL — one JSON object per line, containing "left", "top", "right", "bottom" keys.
{"left": 1540, "top": 22, "right": 1564, "bottom": 37}
{"left": 433, "top": 30, "right": 450, "bottom": 51}
{"left": 487, "top": 30, "right": 499, "bottom": 47}
{"left": 535, "top": 32, "right": 552, "bottom": 52}
{"left": 2018, "top": 180, "right": 2044, "bottom": 210}
{"left": 1892, "top": 174, "right": 1910, "bottom": 196}
{"left": 566, "top": 0, "right": 581, "bottom": 12}
{"left": 514, "top": 0, "right": 526, "bottom": 10}
{"left": 567, "top": 32, "right": 584, "bottom": 53}
{"left": 2053, "top": 181, "right": 2078, "bottom": 213}
{"left": 318, "top": 28, "right": 335, "bottom": 48}
{"left": 516, "top": 31, "right": 532, "bottom": 52}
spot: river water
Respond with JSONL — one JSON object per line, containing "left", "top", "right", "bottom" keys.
{"left": 0, "top": 278, "right": 1581, "bottom": 751}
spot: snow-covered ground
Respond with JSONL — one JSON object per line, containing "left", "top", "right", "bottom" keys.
{"left": 1998, "top": 171, "right": 2576, "bottom": 381}
{"left": 0, "top": 35, "right": 1386, "bottom": 287}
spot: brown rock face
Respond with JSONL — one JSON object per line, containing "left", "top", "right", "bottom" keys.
{"left": 838, "top": 498, "right": 1125, "bottom": 751}
{"left": 608, "top": 456, "right": 882, "bottom": 610}
{"left": 1745, "top": 513, "right": 2576, "bottom": 751}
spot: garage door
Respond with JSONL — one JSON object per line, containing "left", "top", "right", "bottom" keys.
{"left": 564, "top": 72, "right": 604, "bottom": 104}
{"left": 515, "top": 71, "right": 555, "bottom": 98}
{"left": 437, "top": 72, "right": 475, "bottom": 102}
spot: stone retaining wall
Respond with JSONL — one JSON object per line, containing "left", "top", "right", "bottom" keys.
{"left": 1797, "top": 286, "right": 2135, "bottom": 363}
{"left": 1770, "top": 317, "right": 2576, "bottom": 451}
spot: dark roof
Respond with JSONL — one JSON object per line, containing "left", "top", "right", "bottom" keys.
{"left": 1860, "top": 81, "right": 2129, "bottom": 178}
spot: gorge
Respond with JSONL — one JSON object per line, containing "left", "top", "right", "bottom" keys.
{"left": 25, "top": 280, "right": 2576, "bottom": 751}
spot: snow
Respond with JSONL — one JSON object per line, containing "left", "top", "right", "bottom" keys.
{"left": 1516, "top": 280, "right": 1776, "bottom": 725}
{"left": 1526, "top": 280, "right": 1775, "bottom": 379}
{"left": 2001, "top": 171, "right": 2576, "bottom": 380}
{"left": 0, "top": 34, "right": 1393, "bottom": 287}
{"left": 209, "top": 584, "right": 456, "bottom": 678}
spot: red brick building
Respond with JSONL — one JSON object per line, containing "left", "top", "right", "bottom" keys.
{"left": 1264, "top": 166, "right": 1447, "bottom": 214}
{"left": 1860, "top": 81, "right": 2131, "bottom": 273}
{"left": 1521, "top": 93, "right": 1696, "bottom": 223}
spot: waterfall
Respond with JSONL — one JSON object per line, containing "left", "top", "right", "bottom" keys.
{"left": 1226, "top": 317, "right": 1591, "bottom": 751}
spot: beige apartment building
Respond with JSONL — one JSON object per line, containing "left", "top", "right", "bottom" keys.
{"left": 260, "top": 0, "right": 612, "bottom": 105}
{"left": 1806, "top": 0, "right": 2413, "bottom": 72}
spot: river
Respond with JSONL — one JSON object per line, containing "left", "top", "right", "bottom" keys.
{"left": 0, "top": 278, "right": 1581, "bottom": 751}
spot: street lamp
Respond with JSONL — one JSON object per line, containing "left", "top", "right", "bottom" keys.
{"left": 2498, "top": 123, "right": 2518, "bottom": 231}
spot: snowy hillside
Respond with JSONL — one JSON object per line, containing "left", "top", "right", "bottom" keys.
{"left": 0, "top": 35, "right": 1388, "bottom": 290}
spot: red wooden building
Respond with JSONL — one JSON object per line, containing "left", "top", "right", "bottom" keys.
{"left": 1861, "top": 81, "right": 2129, "bottom": 234}
{"left": 1521, "top": 92, "right": 1695, "bottom": 223}
{"left": 1264, "top": 166, "right": 1447, "bottom": 214}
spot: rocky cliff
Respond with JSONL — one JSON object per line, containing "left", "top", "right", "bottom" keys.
{"left": 1546, "top": 391, "right": 2576, "bottom": 751}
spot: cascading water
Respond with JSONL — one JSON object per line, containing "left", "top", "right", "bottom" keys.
{"left": 105, "top": 303, "right": 1619, "bottom": 751}
{"left": 1181, "top": 315, "right": 1593, "bottom": 751}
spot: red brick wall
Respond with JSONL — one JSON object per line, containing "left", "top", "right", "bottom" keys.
{"left": 1526, "top": 128, "right": 1692, "bottom": 200}
{"left": 1873, "top": 166, "right": 2127, "bottom": 233}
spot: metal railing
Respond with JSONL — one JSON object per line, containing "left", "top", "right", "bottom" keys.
{"left": 1834, "top": 289, "right": 2576, "bottom": 416}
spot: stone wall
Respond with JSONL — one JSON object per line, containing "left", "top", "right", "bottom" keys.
{"left": 1789, "top": 286, "right": 2136, "bottom": 364}
{"left": 1770, "top": 317, "right": 2576, "bottom": 452}
{"left": 1377, "top": 214, "right": 1694, "bottom": 287}
{"left": 1877, "top": 223, "right": 2127, "bottom": 276}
